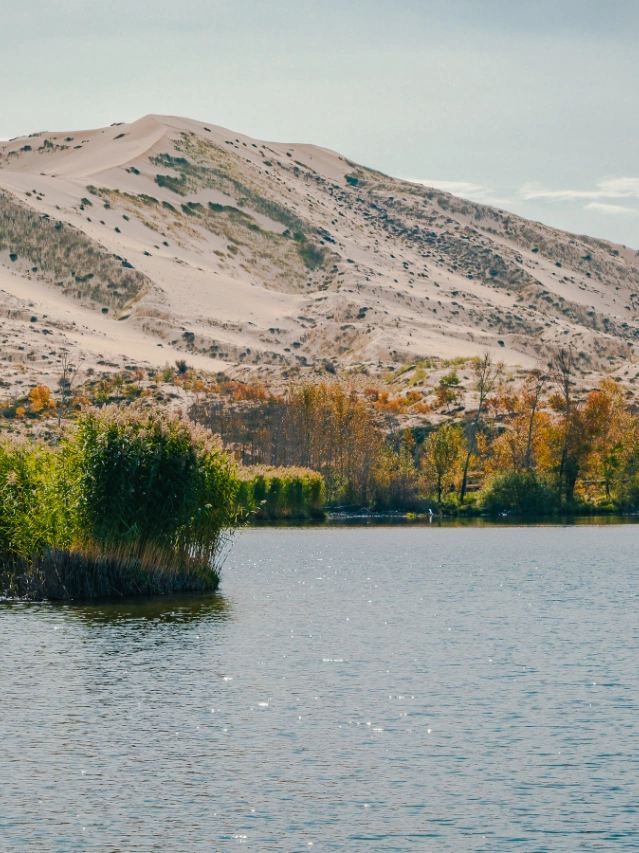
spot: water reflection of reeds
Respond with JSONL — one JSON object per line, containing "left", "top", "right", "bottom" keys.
{"left": 56, "top": 592, "right": 232, "bottom": 625}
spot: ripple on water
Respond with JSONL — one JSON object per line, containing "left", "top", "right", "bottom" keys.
{"left": 1, "top": 525, "right": 639, "bottom": 851}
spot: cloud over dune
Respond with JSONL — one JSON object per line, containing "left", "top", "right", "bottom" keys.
{"left": 585, "top": 202, "right": 638, "bottom": 216}
{"left": 407, "top": 178, "right": 512, "bottom": 208}
{"left": 520, "top": 177, "right": 639, "bottom": 202}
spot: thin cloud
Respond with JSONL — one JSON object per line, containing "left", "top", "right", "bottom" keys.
{"left": 410, "top": 179, "right": 486, "bottom": 196}
{"left": 585, "top": 201, "right": 638, "bottom": 216}
{"left": 598, "top": 177, "right": 639, "bottom": 196}
{"left": 408, "top": 178, "right": 512, "bottom": 207}
{"left": 520, "top": 176, "right": 639, "bottom": 202}
{"left": 407, "top": 176, "right": 639, "bottom": 231}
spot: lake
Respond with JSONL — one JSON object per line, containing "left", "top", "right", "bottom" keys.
{"left": 2, "top": 525, "right": 638, "bottom": 850}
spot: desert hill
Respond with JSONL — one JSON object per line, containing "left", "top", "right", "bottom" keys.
{"left": 1, "top": 114, "right": 639, "bottom": 397}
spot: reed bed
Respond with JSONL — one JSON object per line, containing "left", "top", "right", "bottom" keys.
{"left": 236, "top": 466, "right": 326, "bottom": 520}
{"left": 0, "top": 409, "right": 238, "bottom": 600}
{"left": 0, "top": 543, "right": 222, "bottom": 601}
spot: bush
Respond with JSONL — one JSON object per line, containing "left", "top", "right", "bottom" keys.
{"left": 297, "top": 240, "right": 325, "bottom": 270}
{"left": 155, "top": 173, "right": 187, "bottom": 194}
{"left": 615, "top": 474, "right": 639, "bottom": 510}
{"left": 481, "top": 471, "right": 558, "bottom": 516}
{"left": 0, "top": 441, "right": 69, "bottom": 561}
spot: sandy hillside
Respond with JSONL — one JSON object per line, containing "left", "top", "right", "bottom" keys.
{"left": 1, "top": 114, "right": 639, "bottom": 396}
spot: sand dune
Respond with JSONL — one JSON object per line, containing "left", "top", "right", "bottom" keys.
{"left": 1, "top": 114, "right": 638, "bottom": 396}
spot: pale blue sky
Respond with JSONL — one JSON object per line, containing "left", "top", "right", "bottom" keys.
{"left": 2, "top": 0, "right": 638, "bottom": 246}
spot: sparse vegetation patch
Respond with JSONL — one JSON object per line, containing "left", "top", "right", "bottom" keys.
{"left": 0, "top": 191, "right": 149, "bottom": 309}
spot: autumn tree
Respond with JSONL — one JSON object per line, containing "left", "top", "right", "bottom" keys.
{"left": 488, "top": 370, "right": 547, "bottom": 475}
{"left": 522, "top": 370, "right": 547, "bottom": 470}
{"left": 28, "top": 384, "right": 54, "bottom": 416}
{"left": 549, "top": 347, "right": 577, "bottom": 501}
{"left": 286, "top": 383, "right": 384, "bottom": 503}
{"left": 459, "top": 354, "right": 499, "bottom": 503}
{"left": 579, "top": 379, "right": 634, "bottom": 502}
{"left": 546, "top": 347, "right": 603, "bottom": 504}
{"left": 373, "top": 431, "right": 421, "bottom": 509}
{"left": 56, "top": 349, "right": 76, "bottom": 427}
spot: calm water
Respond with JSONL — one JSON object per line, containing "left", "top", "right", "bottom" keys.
{"left": 2, "top": 526, "right": 638, "bottom": 851}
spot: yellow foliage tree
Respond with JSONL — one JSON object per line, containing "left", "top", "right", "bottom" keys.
{"left": 28, "top": 384, "right": 55, "bottom": 415}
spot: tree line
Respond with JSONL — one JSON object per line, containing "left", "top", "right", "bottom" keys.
{"left": 192, "top": 350, "right": 639, "bottom": 515}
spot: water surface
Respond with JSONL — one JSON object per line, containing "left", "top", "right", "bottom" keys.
{"left": 2, "top": 526, "right": 638, "bottom": 850}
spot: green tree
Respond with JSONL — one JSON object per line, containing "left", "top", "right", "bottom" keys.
{"left": 434, "top": 370, "right": 462, "bottom": 413}
{"left": 422, "top": 424, "right": 465, "bottom": 504}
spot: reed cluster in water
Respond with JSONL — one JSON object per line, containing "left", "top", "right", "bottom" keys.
{"left": 0, "top": 408, "right": 239, "bottom": 599}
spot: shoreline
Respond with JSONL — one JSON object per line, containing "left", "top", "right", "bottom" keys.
{"left": 250, "top": 510, "right": 639, "bottom": 528}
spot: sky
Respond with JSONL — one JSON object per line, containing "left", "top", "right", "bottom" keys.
{"left": 2, "top": 0, "right": 638, "bottom": 247}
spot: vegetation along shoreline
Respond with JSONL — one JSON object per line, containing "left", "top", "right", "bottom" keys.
{"left": 4, "top": 346, "right": 639, "bottom": 601}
